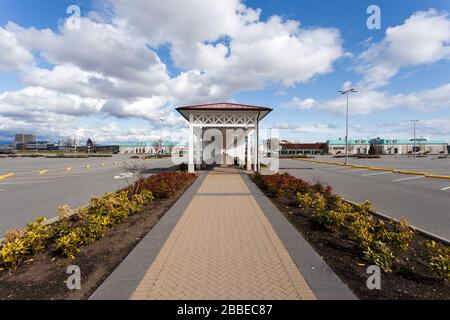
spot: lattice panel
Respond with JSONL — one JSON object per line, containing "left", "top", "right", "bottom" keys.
{"left": 192, "top": 112, "right": 257, "bottom": 127}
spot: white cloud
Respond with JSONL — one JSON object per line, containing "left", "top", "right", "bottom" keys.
{"left": 111, "top": 0, "right": 344, "bottom": 87}
{"left": 284, "top": 82, "right": 450, "bottom": 115}
{"left": 282, "top": 97, "right": 316, "bottom": 110}
{"left": 357, "top": 9, "right": 450, "bottom": 89}
{"left": 0, "top": 26, "right": 34, "bottom": 72}
{"left": 0, "top": 87, "right": 104, "bottom": 119}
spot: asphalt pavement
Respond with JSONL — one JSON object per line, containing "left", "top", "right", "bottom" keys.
{"left": 277, "top": 158, "right": 450, "bottom": 241}
{"left": 0, "top": 155, "right": 176, "bottom": 236}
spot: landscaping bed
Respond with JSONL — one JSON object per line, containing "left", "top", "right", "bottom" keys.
{"left": 252, "top": 173, "right": 450, "bottom": 300}
{"left": 0, "top": 171, "right": 197, "bottom": 300}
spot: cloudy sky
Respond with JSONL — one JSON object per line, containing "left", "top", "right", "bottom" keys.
{"left": 0, "top": 0, "right": 449, "bottom": 144}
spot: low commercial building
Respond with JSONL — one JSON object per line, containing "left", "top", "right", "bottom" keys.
{"left": 119, "top": 141, "right": 186, "bottom": 155}
{"left": 326, "top": 138, "right": 448, "bottom": 156}
{"left": 327, "top": 139, "right": 370, "bottom": 156}
{"left": 280, "top": 143, "right": 327, "bottom": 156}
{"left": 369, "top": 138, "right": 448, "bottom": 155}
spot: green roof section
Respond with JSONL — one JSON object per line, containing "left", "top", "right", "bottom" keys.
{"left": 327, "top": 139, "right": 370, "bottom": 145}
{"left": 117, "top": 141, "right": 186, "bottom": 148}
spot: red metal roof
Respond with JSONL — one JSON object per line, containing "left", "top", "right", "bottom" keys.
{"left": 177, "top": 102, "right": 272, "bottom": 112}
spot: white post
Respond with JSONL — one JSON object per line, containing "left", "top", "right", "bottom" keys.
{"left": 195, "top": 127, "right": 201, "bottom": 169}
{"left": 247, "top": 130, "right": 252, "bottom": 171}
{"left": 239, "top": 134, "right": 245, "bottom": 167}
{"left": 188, "top": 113, "right": 195, "bottom": 173}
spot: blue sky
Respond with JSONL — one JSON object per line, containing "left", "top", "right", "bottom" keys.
{"left": 0, "top": 0, "right": 449, "bottom": 144}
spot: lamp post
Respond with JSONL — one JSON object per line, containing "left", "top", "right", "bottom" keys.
{"left": 410, "top": 120, "right": 419, "bottom": 158}
{"left": 338, "top": 88, "right": 357, "bottom": 165}
{"left": 159, "top": 118, "right": 164, "bottom": 154}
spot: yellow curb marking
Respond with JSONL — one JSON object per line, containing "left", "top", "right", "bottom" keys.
{"left": 38, "top": 170, "right": 48, "bottom": 175}
{"left": 426, "top": 174, "right": 450, "bottom": 180}
{"left": 297, "top": 158, "right": 448, "bottom": 180}
{"left": 0, "top": 173, "right": 15, "bottom": 180}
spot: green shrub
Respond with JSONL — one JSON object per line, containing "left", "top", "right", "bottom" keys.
{"left": 363, "top": 241, "right": 396, "bottom": 272}
{"left": 55, "top": 229, "right": 81, "bottom": 259}
{"left": 422, "top": 241, "right": 450, "bottom": 280}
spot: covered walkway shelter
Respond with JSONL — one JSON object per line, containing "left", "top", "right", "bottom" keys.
{"left": 176, "top": 102, "right": 272, "bottom": 173}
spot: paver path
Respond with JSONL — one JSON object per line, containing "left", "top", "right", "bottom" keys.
{"left": 131, "top": 168, "right": 316, "bottom": 300}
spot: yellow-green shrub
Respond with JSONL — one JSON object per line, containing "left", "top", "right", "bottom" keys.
{"left": 363, "top": 241, "right": 396, "bottom": 272}
{"left": 140, "top": 189, "right": 154, "bottom": 205}
{"left": 380, "top": 219, "right": 414, "bottom": 253}
{"left": 55, "top": 229, "right": 81, "bottom": 259}
{"left": 317, "top": 210, "right": 347, "bottom": 232}
{"left": 0, "top": 235, "right": 28, "bottom": 271}
{"left": 332, "top": 196, "right": 354, "bottom": 213}
{"left": 296, "top": 192, "right": 327, "bottom": 214}
{"left": 348, "top": 213, "right": 377, "bottom": 247}
{"left": 422, "top": 241, "right": 450, "bottom": 280}
{"left": 357, "top": 200, "right": 374, "bottom": 214}
{"left": 23, "top": 217, "right": 50, "bottom": 255}
{"left": 79, "top": 215, "right": 111, "bottom": 245}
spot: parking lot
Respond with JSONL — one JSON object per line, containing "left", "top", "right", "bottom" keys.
{"left": 0, "top": 155, "right": 176, "bottom": 236}
{"left": 278, "top": 157, "right": 450, "bottom": 241}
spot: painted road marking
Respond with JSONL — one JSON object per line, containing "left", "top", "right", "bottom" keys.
{"left": 114, "top": 172, "right": 134, "bottom": 179}
{"left": 0, "top": 189, "right": 5, "bottom": 192}
{"left": 441, "top": 186, "right": 450, "bottom": 191}
{"left": 392, "top": 176, "right": 425, "bottom": 182}
{"left": 66, "top": 167, "right": 72, "bottom": 171}
{"left": 340, "top": 168, "right": 368, "bottom": 173}
{"left": 362, "top": 172, "right": 392, "bottom": 177}
{"left": 38, "top": 170, "right": 49, "bottom": 175}
{"left": 0, "top": 180, "right": 53, "bottom": 185}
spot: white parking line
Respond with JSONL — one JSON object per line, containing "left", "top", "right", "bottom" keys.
{"left": 441, "top": 186, "right": 450, "bottom": 191}
{"left": 362, "top": 172, "right": 392, "bottom": 177}
{"left": 392, "top": 176, "right": 425, "bottom": 182}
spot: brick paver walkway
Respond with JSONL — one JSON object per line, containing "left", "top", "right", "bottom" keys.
{"left": 131, "top": 168, "right": 316, "bottom": 300}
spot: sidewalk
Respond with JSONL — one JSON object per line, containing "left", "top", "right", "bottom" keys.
{"left": 91, "top": 168, "right": 355, "bottom": 300}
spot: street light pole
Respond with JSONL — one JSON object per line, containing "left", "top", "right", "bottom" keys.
{"left": 338, "top": 88, "right": 357, "bottom": 165}
{"left": 159, "top": 118, "right": 164, "bottom": 154}
{"left": 410, "top": 120, "right": 419, "bottom": 158}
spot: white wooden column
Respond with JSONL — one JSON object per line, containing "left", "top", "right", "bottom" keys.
{"left": 188, "top": 113, "right": 194, "bottom": 173}
{"left": 247, "top": 130, "right": 252, "bottom": 171}
{"left": 195, "top": 126, "right": 202, "bottom": 170}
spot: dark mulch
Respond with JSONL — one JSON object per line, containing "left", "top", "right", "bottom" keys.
{"left": 0, "top": 178, "right": 197, "bottom": 300}
{"left": 253, "top": 180, "right": 450, "bottom": 300}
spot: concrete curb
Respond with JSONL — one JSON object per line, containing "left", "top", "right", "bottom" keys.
{"left": 241, "top": 173, "right": 357, "bottom": 300}
{"left": 89, "top": 172, "right": 207, "bottom": 300}
{"left": 343, "top": 198, "right": 450, "bottom": 246}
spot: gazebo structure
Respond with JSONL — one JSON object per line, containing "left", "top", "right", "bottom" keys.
{"left": 176, "top": 102, "right": 272, "bottom": 173}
